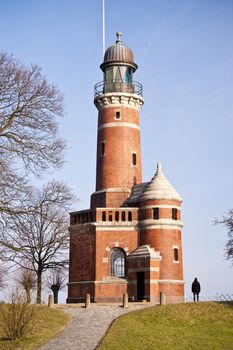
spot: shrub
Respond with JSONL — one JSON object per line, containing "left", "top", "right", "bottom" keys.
{"left": 0, "top": 289, "right": 35, "bottom": 340}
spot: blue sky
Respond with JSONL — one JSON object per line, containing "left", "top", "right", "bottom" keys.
{"left": 1, "top": 0, "right": 233, "bottom": 300}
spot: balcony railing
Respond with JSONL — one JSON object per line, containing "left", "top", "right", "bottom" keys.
{"left": 70, "top": 208, "right": 139, "bottom": 225}
{"left": 94, "top": 80, "right": 143, "bottom": 97}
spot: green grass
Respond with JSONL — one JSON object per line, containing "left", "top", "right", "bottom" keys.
{"left": 98, "top": 302, "right": 233, "bottom": 350}
{"left": 0, "top": 305, "right": 71, "bottom": 350}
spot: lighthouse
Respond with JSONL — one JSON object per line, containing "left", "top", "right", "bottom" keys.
{"left": 67, "top": 33, "right": 184, "bottom": 304}
{"left": 91, "top": 31, "right": 143, "bottom": 209}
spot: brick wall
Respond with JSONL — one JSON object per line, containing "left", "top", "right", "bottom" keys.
{"left": 95, "top": 105, "right": 142, "bottom": 208}
{"left": 67, "top": 224, "right": 96, "bottom": 301}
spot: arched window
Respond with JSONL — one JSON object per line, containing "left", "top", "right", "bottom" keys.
{"left": 110, "top": 248, "right": 126, "bottom": 277}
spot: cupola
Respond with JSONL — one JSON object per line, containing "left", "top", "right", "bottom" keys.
{"left": 98, "top": 32, "right": 139, "bottom": 95}
{"left": 100, "top": 32, "right": 137, "bottom": 72}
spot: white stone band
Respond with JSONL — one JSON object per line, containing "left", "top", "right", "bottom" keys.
{"left": 141, "top": 205, "right": 180, "bottom": 210}
{"left": 94, "top": 92, "right": 144, "bottom": 111}
{"left": 140, "top": 218, "right": 183, "bottom": 229}
{"left": 98, "top": 122, "right": 140, "bottom": 131}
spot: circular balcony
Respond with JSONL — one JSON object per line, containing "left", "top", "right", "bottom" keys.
{"left": 94, "top": 80, "right": 143, "bottom": 97}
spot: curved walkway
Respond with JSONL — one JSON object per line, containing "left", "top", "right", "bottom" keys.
{"left": 38, "top": 303, "right": 151, "bottom": 350}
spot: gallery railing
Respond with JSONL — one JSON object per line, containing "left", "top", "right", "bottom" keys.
{"left": 94, "top": 80, "right": 143, "bottom": 97}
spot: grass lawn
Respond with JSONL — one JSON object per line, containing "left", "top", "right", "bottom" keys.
{"left": 0, "top": 305, "right": 70, "bottom": 350}
{"left": 98, "top": 302, "right": 233, "bottom": 350}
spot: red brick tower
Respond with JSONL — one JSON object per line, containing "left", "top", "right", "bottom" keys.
{"left": 67, "top": 33, "right": 184, "bottom": 304}
{"left": 91, "top": 31, "right": 143, "bottom": 209}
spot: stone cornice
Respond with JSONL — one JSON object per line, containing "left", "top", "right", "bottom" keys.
{"left": 140, "top": 218, "right": 183, "bottom": 229}
{"left": 94, "top": 92, "right": 144, "bottom": 111}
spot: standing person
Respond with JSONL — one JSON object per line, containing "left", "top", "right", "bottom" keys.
{"left": 192, "top": 278, "right": 201, "bottom": 301}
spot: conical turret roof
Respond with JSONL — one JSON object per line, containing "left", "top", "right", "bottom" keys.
{"left": 140, "top": 162, "right": 182, "bottom": 202}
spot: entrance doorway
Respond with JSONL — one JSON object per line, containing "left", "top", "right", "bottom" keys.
{"left": 137, "top": 271, "right": 145, "bottom": 300}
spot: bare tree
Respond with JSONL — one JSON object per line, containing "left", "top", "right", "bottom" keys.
{"left": 47, "top": 269, "right": 66, "bottom": 304}
{"left": 214, "top": 209, "right": 233, "bottom": 264}
{"left": 0, "top": 52, "right": 65, "bottom": 174}
{"left": 0, "top": 52, "right": 66, "bottom": 229}
{"left": 17, "top": 266, "right": 37, "bottom": 303}
{"left": 1, "top": 180, "right": 75, "bottom": 303}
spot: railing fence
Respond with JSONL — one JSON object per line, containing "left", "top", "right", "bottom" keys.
{"left": 185, "top": 294, "right": 233, "bottom": 302}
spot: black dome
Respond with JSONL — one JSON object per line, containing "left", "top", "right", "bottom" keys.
{"left": 100, "top": 32, "right": 138, "bottom": 72}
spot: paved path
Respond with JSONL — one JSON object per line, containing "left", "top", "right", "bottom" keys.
{"left": 38, "top": 303, "right": 152, "bottom": 350}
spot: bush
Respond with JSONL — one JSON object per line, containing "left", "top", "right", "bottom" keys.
{"left": 0, "top": 290, "right": 35, "bottom": 340}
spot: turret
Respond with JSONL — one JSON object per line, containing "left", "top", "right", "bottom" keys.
{"left": 139, "top": 162, "right": 184, "bottom": 303}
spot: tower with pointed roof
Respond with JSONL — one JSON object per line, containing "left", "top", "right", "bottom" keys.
{"left": 67, "top": 33, "right": 184, "bottom": 304}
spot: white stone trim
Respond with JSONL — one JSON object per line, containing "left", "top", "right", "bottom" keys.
{"left": 114, "top": 241, "right": 120, "bottom": 247}
{"left": 128, "top": 279, "right": 185, "bottom": 285}
{"left": 128, "top": 280, "right": 158, "bottom": 285}
{"left": 96, "top": 226, "right": 136, "bottom": 231}
{"left": 95, "top": 279, "right": 128, "bottom": 285}
{"left": 93, "top": 188, "right": 131, "bottom": 194}
{"left": 102, "top": 257, "right": 108, "bottom": 263}
{"left": 140, "top": 205, "right": 180, "bottom": 210}
{"left": 141, "top": 225, "right": 182, "bottom": 231}
{"left": 98, "top": 122, "right": 140, "bottom": 131}
{"left": 157, "top": 279, "right": 185, "bottom": 284}
{"left": 128, "top": 267, "right": 159, "bottom": 273}
{"left": 140, "top": 218, "right": 183, "bottom": 229}
{"left": 94, "top": 93, "right": 144, "bottom": 111}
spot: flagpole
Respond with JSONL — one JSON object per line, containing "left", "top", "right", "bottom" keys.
{"left": 103, "top": 0, "right": 105, "bottom": 57}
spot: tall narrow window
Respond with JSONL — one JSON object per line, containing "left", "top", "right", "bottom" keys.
{"left": 101, "top": 141, "right": 105, "bottom": 156}
{"left": 172, "top": 208, "right": 178, "bottom": 220}
{"left": 132, "top": 152, "right": 137, "bottom": 166}
{"left": 115, "top": 211, "right": 119, "bottom": 221}
{"left": 122, "top": 211, "right": 126, "bottom": 221}
{"left": 110, "top": 248, "right": 126, "bottom": 277}
{"left": 174, "top": 248, "right": 179, "bottom": 262}
{"left": 128, "top": 211, "right": 132, "bottom": 222}
{"left": 109, "top": 211, "right": 113, "bottom": 221}
{"left": 102, "top": 211, "right": 106, "bottom": 221}
{"left": 153, "top": 207, "right": 159, "bottom": 220}
{"left": 116, "top": 111, "right": 121, "bottom": 119}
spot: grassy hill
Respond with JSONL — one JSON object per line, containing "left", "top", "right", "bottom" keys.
{"left": 0, "top": 305, "right": 70, "bottom": 350}
{"left": 98, "top": 302, "right": 233, "bottom": 350}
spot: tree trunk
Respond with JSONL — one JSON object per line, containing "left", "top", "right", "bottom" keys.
{"left": 26, "top": 287, "right": 31, "bottom": 304}
{"left": 53, "top": 290, "right": 58, "bottom": 304}
{"left": 36, "top": 270, "right": 42, "bottom": 304}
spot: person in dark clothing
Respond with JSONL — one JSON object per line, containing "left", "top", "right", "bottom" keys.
{"left": 192, "top": 278, "right": 201, "bottom": 301}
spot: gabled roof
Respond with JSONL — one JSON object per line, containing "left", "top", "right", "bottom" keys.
{"left": 127, "top": 245, "right": 161, "bottom": 260}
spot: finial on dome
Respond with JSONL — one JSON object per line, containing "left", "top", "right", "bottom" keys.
{"left": 116, "top": 31, "right": 123, "bottom": 44}
{"left": 157, "top": 162, "right": 162, "bottom": 172}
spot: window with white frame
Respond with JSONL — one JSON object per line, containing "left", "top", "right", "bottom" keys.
{"left": 110, "top": 248, "right": 126, "bottom": 277}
